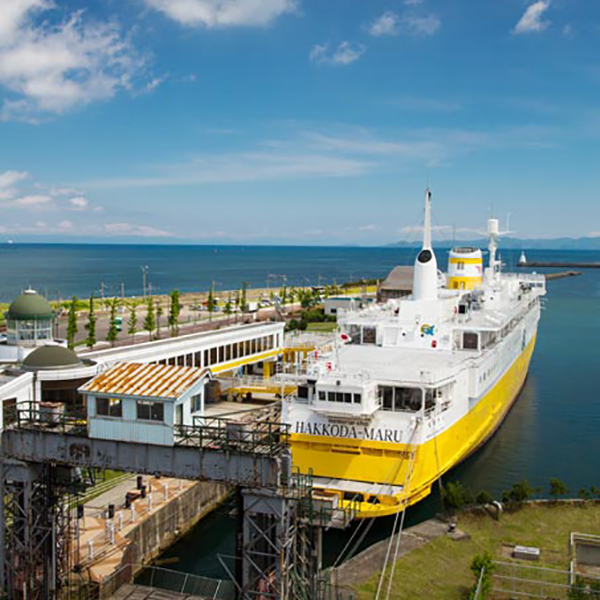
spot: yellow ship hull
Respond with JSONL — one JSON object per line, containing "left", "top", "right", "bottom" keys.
{"left": 290, "top": 335, "right": 537, "bottom": 518}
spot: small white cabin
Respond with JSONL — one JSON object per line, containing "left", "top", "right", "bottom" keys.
{"left": 80, "top": 362, "right": 211, "bottom": 446}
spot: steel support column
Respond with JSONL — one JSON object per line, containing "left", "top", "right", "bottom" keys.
{"left": 238, "top": 485, "right": 319, "bottom": 600}
{"left": 0, "top": 460, "right": 75, "bottom": 600}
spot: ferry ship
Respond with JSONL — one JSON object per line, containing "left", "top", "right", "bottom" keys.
{"left": 282, "top": 190, "right": 546, "bottom": 518}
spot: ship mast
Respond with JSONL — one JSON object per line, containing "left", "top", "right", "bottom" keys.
{"left": 412, "top": 189, "right": 438, "bottom": 301}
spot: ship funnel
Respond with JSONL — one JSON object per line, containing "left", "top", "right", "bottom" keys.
{"left": 412, "top": 189, "right": 438, "bottom": 301}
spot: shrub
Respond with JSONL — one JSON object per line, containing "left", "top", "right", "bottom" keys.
{"left": 502, "top": 479, "right": 534, "bottom": 504}
{"left": 476, "top": 490, "right": 494, "bottom": 505}
{"left": 442, "top": 481, "right": 474, "bottom": 512}
{"left": 469, "top": 552, "right": 495, "bottom": 600}
{"left": 549, "top": 477, "right": 569, "bottom": 500}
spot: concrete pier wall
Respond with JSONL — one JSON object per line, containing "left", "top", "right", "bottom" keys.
{"left": 121, "top": 481, "right": 231, "bottom": 571}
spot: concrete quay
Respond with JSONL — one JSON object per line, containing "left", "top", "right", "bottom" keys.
{"left": 75, "top": 475, "right": 230, "bottom": 590}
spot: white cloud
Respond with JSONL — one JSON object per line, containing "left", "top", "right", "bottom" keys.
{"left": 15, "top": 194, "right": 52, "bottom": 206}
{"left": 145, "top": 77, "right": 165, "bottom": 92}
{"left": 0, "top": 2, "right": 145, "bottom": 121}
{"left": 399, "top": 14, "right": 441, "bottom": 36}
{"left": 404, "top": 0, "right": 423, "bottom": 5}
{"left": 513, "top": 1, "right": 551, "bottom": 35}
{"left": 369, "top": 11, "right": 440, "bottom": 38}
{"left": 69, "top": 196, "right": 88, "bottom": 210}
{"left": 0, "top": 170, "right": 29, "bottom": 199}
{"left": 369, "top": 12, "right": 399, "bottom": 37}
{"left": 144, "top": 0, "right": 296, "bottom": 28}
{"left": 103, "top": 222, "right": 174, "bottom": 237}
{"left": 83, "top": 150, "right": 371, "bottom": 189}
{"left": 310, "top": 42, "right": 365, "bottom": 66}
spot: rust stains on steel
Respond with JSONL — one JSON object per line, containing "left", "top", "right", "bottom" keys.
{"left": 81, "top": 362, "right": 208, "bottom": 399}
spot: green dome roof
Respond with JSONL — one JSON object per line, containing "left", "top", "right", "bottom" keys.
{"left": 22, "top": 345, "right": 82, "bottom": 371}
{"left": 7, "top": 290, "right": 54, "bottom": 321}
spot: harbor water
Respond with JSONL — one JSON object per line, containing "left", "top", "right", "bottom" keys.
{"left": 1, "top": 244, "right": 598, "bottom": 574}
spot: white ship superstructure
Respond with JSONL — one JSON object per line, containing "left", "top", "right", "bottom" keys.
{"left": 283, "top": 190, "right": 546, "bottom": 517}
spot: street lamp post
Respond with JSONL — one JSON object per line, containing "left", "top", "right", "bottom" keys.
{"left": 140, "top": 266, "right": 149, "bottom": 299}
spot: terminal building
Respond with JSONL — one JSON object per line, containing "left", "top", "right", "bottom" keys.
{"left": 0, "top": 288, "right": 286, "bottom": 429}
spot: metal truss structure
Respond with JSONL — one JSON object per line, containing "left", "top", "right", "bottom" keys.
{"left": 0, "top": 461, "right": 81, "bottom": 600}
{"left": 0, "top": 412, "right": 353, "bottom": 600}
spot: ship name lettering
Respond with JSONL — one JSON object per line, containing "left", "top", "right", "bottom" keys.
{"left": 295, "top": 421, "right": 402, "bottom": 442}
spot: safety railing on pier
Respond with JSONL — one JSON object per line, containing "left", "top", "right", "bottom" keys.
{"left": 5, "top": 402, "right": 88, "bottom": 436}
{"left": 176, "top": 415, "right": 290, "bottom": 455}
{"left": 99, "top": 563, "right": 235, "bottom": 599}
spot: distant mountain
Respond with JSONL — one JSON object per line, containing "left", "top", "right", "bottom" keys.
{"left": 388, "top": 236, "right": 600, "bottom": 251}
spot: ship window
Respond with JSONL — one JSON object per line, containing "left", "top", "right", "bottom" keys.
{"left": 394, "top": 387, "right": 423, "bottom": 412}
{"left": 457, "top": 261, "right": 465, "bottom": 271}
{"left": 298, "top": 385, "right": 309, "bottom": 400}
{"left": 318, "top": 391, "right": 326, "bottom": 401}
{"left": 425, "top": 390, "right": 436, "bottom": 411}
{"left": 463, "top": 332, "right": 479, "bottom": 350}
{"left": 381, "top": 386, "right": 394, "bottom": 411}
{"left": 379, "top": 386, "right": 422, "bottom": 412}
{"left": 353, "top": 394, "right": 361, "bottom": 404}
{"left": 418, "top": 249, "right": 432, "bottom": 263}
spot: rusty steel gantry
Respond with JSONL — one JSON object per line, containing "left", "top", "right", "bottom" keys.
{"left": 0, "top": 407, "right": 352, "bottom": 600}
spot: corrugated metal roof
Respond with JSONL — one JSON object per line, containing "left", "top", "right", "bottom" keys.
{"left": 81, "top": 362, "right": 208, "bottom": 399}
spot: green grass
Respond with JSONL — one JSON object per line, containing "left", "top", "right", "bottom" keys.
{"left": 306, "top": 322, "right": 338, "bottom": 332}
{"left": 356, "top": 503, "right": 600, "bottom": 600}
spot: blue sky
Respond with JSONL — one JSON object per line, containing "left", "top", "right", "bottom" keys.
{"left": 0, "top": 0, "right": 599, "bottom": 245}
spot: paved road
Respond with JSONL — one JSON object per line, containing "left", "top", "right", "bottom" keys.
{"left": 56, "top": 302, "right": 299, "bottom": 351}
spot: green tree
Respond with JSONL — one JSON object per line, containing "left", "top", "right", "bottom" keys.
{"left": 207, "top": 286, "right": 216, "bottom": 321}
{"left": 155, "top": 301, "right": 163, "bottom": 339}
{"left": 66, "top": 295, "right": 78, "bottom": 349}
{"left": 127, "top": 303, "right": 137, "bottom": 343}
{"left": 476, "top": 490, "right": 494, "bottom": 505}
{"left": 84, "top": 294, "right": 96, "bottom": 349}
{"left": 240, "top": 282, "right": 249, "bottom": 313}
{"left": 143, "top": 298, "right": 155, "bottom": 339}
{"left": 280, "top": 285, "right": 288, "bottom": 305}
{"left": 502, "top": 479, "right": 534, "bottom": 504}
{"left": 168, "top": 289, "right": 181, "bottom": 336}
{"left": 332, "top": 279, "right": 340, "bottom": 295}
{"left": 549, "top": 478, "right": 569, "bottom": 500}
{"left": 578, "top": 488, "right": 591, "bottom": 501}
{"left": 224, "top": 295, "right": 233, "bottom": 319}
{"left": 469, "top": 552, "right": 495, "bottom": 600}
{"left": 442, "top": 481, "right": 474, "bottom": 512}
{"left": 106, "top": 298, "right": 119, "bottom": 347}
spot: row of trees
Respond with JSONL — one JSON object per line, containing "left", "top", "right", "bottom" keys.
{"left": 64, "top": 278, "right": 336, "bottom": 349}
{"left": 66, "top": 289, "right": 184, "bottom": 349}
{"left": 442, "top": 478, "right": 600, "bottom": 512}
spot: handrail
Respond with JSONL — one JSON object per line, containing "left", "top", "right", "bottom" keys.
{"left": 4, "top": 401, "right": 290, "bottom": 458}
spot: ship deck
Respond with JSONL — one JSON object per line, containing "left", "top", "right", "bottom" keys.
{"left": 329, "top": 344, "right": 467, "bottom": 385}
